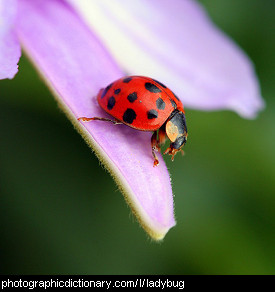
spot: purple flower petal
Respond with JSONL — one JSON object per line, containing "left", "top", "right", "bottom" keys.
{"left": 69, "top": 0, "right": 265, "bottom": 118}
{"left": 0, "top": 0, "right": 21, "bottom": 79}
{"left": 15, "top": 0, "right": 175, "bottom": 240}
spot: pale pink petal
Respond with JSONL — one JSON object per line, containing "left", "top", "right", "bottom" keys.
{"left": 69, "top": 0, "right": 264, "bottom": 118}
{"left": 0, "top": 0, "right": 21, "bottom": 79}
{"left": 15, "top": 0, "right": 175, "bottom": 240}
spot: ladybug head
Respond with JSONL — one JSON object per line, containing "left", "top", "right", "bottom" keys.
{"left": 164, "top": 110, "right": 188, "bottom": 160}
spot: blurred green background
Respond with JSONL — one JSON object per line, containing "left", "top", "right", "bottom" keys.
{"left": 1, "top": 0, "right": 274, "bottom": 274}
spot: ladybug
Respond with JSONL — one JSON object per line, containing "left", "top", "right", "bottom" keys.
{"left": 78, "top": 76, "right": 188, "bottom": 166}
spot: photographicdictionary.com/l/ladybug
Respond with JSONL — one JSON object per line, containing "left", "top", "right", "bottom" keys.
{"left": 78, "top": 76, "right": 188, "bottom": 167}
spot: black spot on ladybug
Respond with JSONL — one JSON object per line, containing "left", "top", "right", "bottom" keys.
{"left": 114, "top": 88, "right": 121, "bottom": 94}
{"left": 127, "top": 92, "right": 138, "bottom": 103}
{"left": 145, "top": 82, "right": 162, "bottom": 93}
{"left": 107, "top": 96, "right": 116, "bottom": 110}
{"left": 123, "top": 77, "right": 132, "bottom": 83}
{"left": 147, "top": 109, "right": 158, "bottom": 119}
{"left": 152, "top": 79, "right": 167, "bottom": 88}
{"left": 156, "top": 97, "right": 166, "bottom": 110}
{"left": 123, "top": 108, "right": 137, "bottom": 124}
{"left": 172, "top": 91, "right": 180, "bottom": 101}
{"left": 101, "top": 82, "right": 113, "bottom": 98}
{"left": 170, "top": 98, "right": 177, "bottom": 109}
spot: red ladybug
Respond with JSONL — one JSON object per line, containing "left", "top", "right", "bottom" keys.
{"left": 78, "top": 76, "right": 188, "bottom": 166}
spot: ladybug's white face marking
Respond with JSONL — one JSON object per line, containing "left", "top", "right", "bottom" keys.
{"left": 166, "top": 120, "right": 179, "bottom": 142}
{"left": 165, "top": 110, "right": 187, "bottom": 156}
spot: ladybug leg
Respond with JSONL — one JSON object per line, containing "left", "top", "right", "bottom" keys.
{"left": 151, "top": 126, "right": 168, "bottom": 167}
{"left": 78, "top": 117, "right": 122, "bottom": 125}
{"left": 180, "top": 149, "right": 185, "bottom": 156}
{"left": 151, "top": 131, "right": 161, "bottom": 152}
{"left": 158, "top": 125, "right": 167, "bottom": 146}
{"left": 164, "top": 147, "right": 179, "bottom": 161}
{"left": 151, "top": 131, "right": 160, "bottom": 167}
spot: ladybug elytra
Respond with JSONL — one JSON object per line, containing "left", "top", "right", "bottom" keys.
{"left": 78, "top": 76, "right": 188, "bottom": 166}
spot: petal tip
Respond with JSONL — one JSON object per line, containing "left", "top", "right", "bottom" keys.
{"left": 116, "top": 175, "right": 177, "bottom": 241}
{"left": 145, "top": 220, "right": 176, "bottom": 241}
{"left": 227, "top": 93, "right": 266, "bottom": 119}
